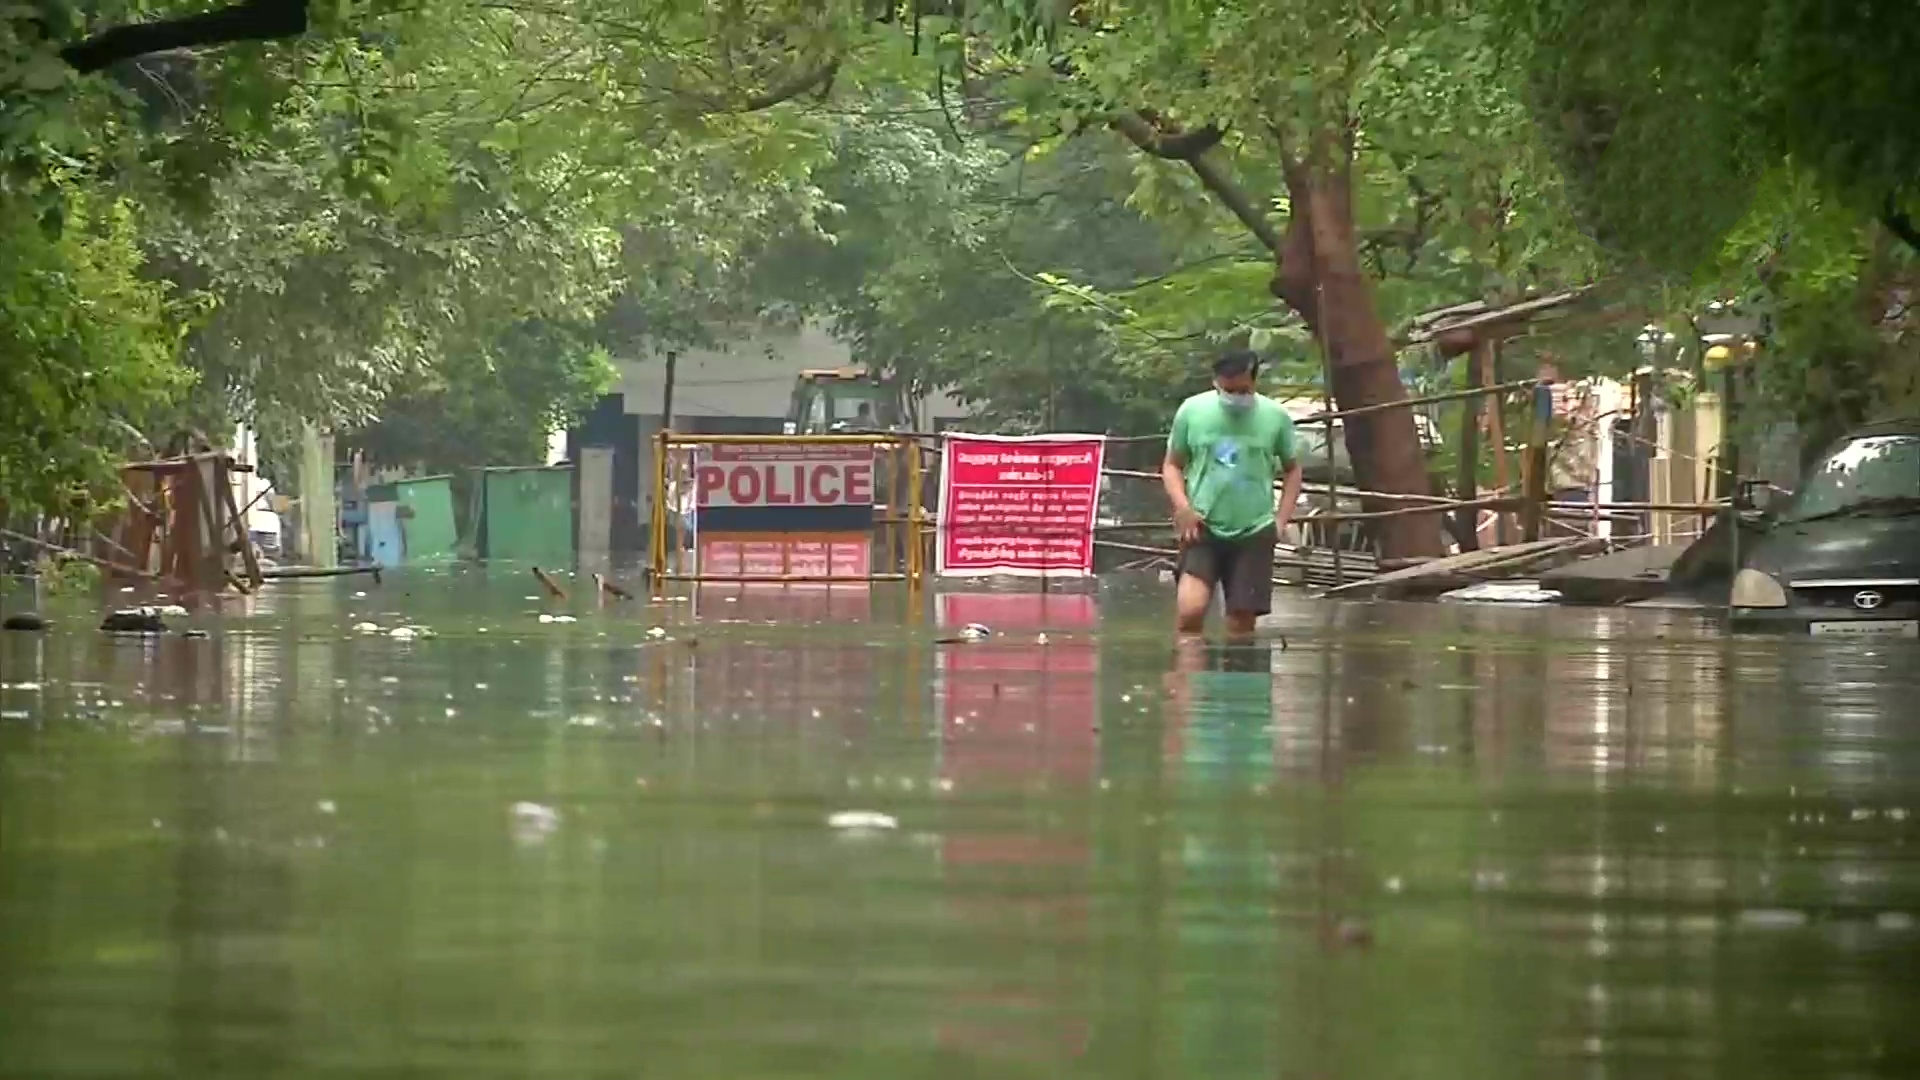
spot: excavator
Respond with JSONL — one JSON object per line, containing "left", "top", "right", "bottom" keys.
{"left": 780, "top": 367, "right": 926, "bottom": 570}
{"left": 781, "top": 367, "right": 902, "bottom": 435}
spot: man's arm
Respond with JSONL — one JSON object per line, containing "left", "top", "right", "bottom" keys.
{"left": 1274, "top": 415, "right": 1304, "bottom": 530}
{"left": 1275, "top": 457, "right": 1305, "bottom": 529}
{"left": 1162, "top": 449, "right": 1192, "bottom": 514}
{"left": 1164, "top": 404, "right": 1202, "bottom": 541}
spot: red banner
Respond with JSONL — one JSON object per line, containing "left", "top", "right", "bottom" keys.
{"left": 936, "top": 434, "right": 1105, "bottom": 577}
{"left": 696, "top": 534, "right": 871, "bottom": 578}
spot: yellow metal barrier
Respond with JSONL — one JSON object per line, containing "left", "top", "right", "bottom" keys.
{"left": 648, "top": 432, "right": 926, "bottom": 594}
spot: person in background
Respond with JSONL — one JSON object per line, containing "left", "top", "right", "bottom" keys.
{"left": 1536, "top": 358, "right": 1598, "bottom": 506}
{"left": 1162, "top": 349, "right": 1305, "bottom": 637}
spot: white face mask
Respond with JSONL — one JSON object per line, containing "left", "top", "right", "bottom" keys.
{"left": 1218, "top": 390, "right": 1257, "bottom": 411}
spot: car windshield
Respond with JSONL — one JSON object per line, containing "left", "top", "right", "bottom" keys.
{"left": 1780, "top": 433, "right": 1920, "bottom": 522}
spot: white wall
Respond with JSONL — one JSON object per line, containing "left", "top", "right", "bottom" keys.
{"left": 613, "top": 321, "right": 969, "bottom": 424}
{"left": 610, "top": 321, "right": 970, "bottom": 534}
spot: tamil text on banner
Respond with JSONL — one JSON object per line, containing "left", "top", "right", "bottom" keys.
{"left": 693, "top": 442, "right": 875, "bottom": 581}
{"left": 696, "top": 535, "right": 873, "bottom": 578}
{"left": 936, "top": 433, "right": 1105, "bottom": 577}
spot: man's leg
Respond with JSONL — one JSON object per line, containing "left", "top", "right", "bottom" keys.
{"left": 1218, "top": 527, "right": 1278, "bottom": 637}
{"left": 1174, "top": 540, "right": 1219, "bottom": 634}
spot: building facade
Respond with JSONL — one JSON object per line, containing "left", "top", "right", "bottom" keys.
{"left": 568, "top": 321, "right": 970, "bottom": 555}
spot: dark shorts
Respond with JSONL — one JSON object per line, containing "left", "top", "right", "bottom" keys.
{"left": 1178, "top": 525, "right": 1278, "bottom": 616}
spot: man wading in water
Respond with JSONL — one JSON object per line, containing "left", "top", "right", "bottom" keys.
{"left": 1162, "top": 350, "right": 1305, "bottom": 636}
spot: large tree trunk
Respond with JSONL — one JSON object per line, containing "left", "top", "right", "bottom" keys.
{"left": 1273, "top": 153, "right": 1442, "bottom": 559}
{"left": 1110, "top": 110, "right": 1442, "bottom": 558}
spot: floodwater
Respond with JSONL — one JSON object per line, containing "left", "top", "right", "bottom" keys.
{"left": 4, "top": 567, "right": 1920, "bottom": 1080}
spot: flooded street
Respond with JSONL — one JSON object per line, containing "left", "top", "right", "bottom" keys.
{"left": 6, "top": 568, "right": 1920, "bottom": 1079}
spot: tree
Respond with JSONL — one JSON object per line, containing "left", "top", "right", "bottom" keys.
{"left": 339, "top": 320, "right": 614, "bottom": 474}
{"left": 1695, "top": 167, "right": 1920, "bottom": 460}
{"left": 742, "top": 104, "right": 1206, "bottom": 437}
{"left": 1500, "top": 0, "right": 1920, "bottom": 271}
{"left": 1500, "top": 0, "right": 1920, "bottom": 444}
{"left": 0, "top": 180, "right": 188, "bottom": 517}
{"left": 9, "top": 0, "right": 1615, "bottom": 545}
{"left": 870, "top": 0, "right": 1601, "bottom": 556}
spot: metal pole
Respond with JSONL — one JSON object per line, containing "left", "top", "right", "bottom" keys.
{"left": 648, "top": 429, "right": 669, "bottom": 594}
{"left": 658, "top": 350, "right": 679, "bottom": 594}
{"left": 906, "top": 436, "right": 925, "bottom": 590}
{"left": 660, "top": 350, "right": 679, "bottom": 432}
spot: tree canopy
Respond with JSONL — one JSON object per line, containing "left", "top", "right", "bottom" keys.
{"left": 3, "top": 0, "right": 1915, "bottom": 535}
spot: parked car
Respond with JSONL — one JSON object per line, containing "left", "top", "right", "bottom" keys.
{"left": 1716, "top": 418, "right": 1920, "bottom": 637}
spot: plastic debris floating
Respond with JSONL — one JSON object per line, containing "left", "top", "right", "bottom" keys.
{"left": 827, "top": 810, "right": 899, "bottom": 831}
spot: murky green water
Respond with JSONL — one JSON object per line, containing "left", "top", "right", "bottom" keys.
{"left": 6, "top": 565, "right": 1920, "bottom": 1079}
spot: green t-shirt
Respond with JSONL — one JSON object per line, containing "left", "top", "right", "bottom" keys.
{"left": 1167, "top": 391, "right": 1298, "bottom": 540}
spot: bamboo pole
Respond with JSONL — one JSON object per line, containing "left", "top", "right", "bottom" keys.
{"left": 1483, "top": 343, "right": 1513, "bottom": 545}
{"left": 1101, "top": 465, "right": 1492, "bottom": 507}
{"left": 260, "top": 564, "right": 384, "bottom": 581}
{"left": 0, "top": 527, "right": 162, "bottom": 581}
{"left": 1098, "top": 376, "right": 1546, "bottom": 442}
{"left": 1456, "top": 344, "right": 1483, "bottom": 551}
{"left": 1521, "top": 443, "right": 1549, "bottom": 542}
{"left": 658, "top": 433, "right": 915, "bottom": 446}
{"left": 219, "top": 467, "right": 264, "bottom": 589}
{"left": 1089, "top": 493, "right": 1722, "bottom": 534}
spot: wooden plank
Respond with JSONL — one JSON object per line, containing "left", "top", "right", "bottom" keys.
{"left": 1319, "top": 537, "right": 1584, "bottom": 598}
{"left": 220, "top": 468, "right": 264, "bottom": 589}
{"left": 194, "top": 456, "right": 226, "bottom": 593}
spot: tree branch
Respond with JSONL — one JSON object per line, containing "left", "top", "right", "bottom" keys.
{"left": 1119, "top": 109, "right": 1225, "bottom": 159}
{"left": 741, "top": 59, "right": 840, "bottom": 111}
{"left": 60, "top": 0, "right": 309, "bottom": 74}
{"left": 1111, "top": 110, "right": 1279, "bottom": 254}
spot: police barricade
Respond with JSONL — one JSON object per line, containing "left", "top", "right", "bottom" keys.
{"left": 647, "top": 433, "right": 926, "bottom": 593}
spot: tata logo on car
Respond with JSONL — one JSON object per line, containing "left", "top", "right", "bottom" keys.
{"left": 1854, "top": 590, "right": 1887, "bottom": 611}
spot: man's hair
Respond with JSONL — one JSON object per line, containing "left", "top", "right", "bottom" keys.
{"left": 1212, "top": 349, "right": 1260, "bottom": 379}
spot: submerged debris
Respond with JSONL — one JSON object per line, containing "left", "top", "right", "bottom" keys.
{"left": 1738, "top": 908, "right": 1811, "bottom": 930}
{"left": 593, "top": 573, "right": 634, "bottom": 601}
{"left": 100, "top": 609, "right": 167, "bottom": 634}
{"left": 2, "top": 613, "right": 48, "bottom": 632}
{"left": 827, "top": 810, "right": 899, "bottom": 832}
{"left": 531, "top": 566, "right": 568, "bottom": 600}
{"left": 510, "top": 801, "right": 562, "bottom": 843}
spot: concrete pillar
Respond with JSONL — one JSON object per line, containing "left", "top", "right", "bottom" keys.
{"left": 577, "top": 446, "right": 613, "bottom": 571}
{"left": 298, "top": 423, "right": 337, "bottom": 568}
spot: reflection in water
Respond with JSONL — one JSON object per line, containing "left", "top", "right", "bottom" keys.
{"left": 4, "top": 569, "right": 1920, "bottom": 1078}
{"left": 936, "top": 591, "right": 1095, "bottom": 1062}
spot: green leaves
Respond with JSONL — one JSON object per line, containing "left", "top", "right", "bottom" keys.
{"left": 18, "top": 53, "right": 70, "bottom": 92}
{"left": 0, "top": 182, "right": 190, "bottom": 514}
